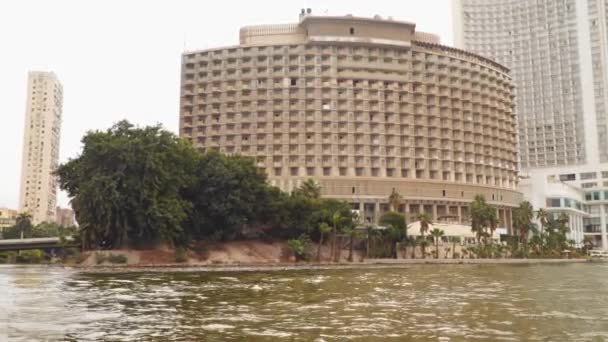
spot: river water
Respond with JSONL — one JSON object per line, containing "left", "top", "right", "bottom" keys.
{"left": 1, "top": 263, "right": 607, "bottom": 341}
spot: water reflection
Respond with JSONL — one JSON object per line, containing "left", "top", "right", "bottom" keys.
{"left": 1, "top": 264, "right": 608, "bottom": 341}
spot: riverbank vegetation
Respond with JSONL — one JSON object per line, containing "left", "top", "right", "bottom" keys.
{"left": 51, "top": 121, "right": 584, "bottom": 264}
{"left": 56, "top": 121, "right": 359, "bottom": 261}
{"left": 1, "top": 213, "right": 77, "bottom": 240}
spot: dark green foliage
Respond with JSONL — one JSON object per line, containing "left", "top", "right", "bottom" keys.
{"left": 2, "top": 221, "right": 77, "bottom": 240}
{"left": 15, "top": 250, "right": 46, "bottom": 264}
{"left": 287, "top": 234, "right": 311, "bottom": 262}
{"left": 96, "top": 253, "right": 128, "bottom": 264}
{"left": 379, "top": 211, "right": 407, "bottom": 240}
{"left": 0, "top": 252, "right": 17, "bottom": 263}
{"left": 56, "top": 120, "right": 357, "bottom": 251}
{"left": 57, "top": 120, "right": 198, "bottom": 249}
{"left": 2, "top": 213, "right": 33, "bottom": 239}
{"left": 183, "top": 151, "right": 272, "bottom": 242}
{"left": 175, "top": 247, "right": 188, "bottom": 263}
{"left": 292, "top": 179, "right": 321, "bottom": 199}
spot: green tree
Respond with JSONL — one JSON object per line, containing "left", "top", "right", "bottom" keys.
{"left": 183, "top": 151, "right": 271, "bottom": 242}
{"left": 430, "top": 228, "right": 445, "bottom": 259}
{"left": 470, "top": 195, "right": 491, "bottom": 244}
{"left": 316, "top": 222, "right": 331, "bottom": 262}
{"left": 294, "top": 179, "right": 322, "bottom": 199}
{"left": 330, "top": 211, "right": 344, "bottom": 262}
{"left": 379, "top": 211, "right": 407, "bottom": 240}
{"left": 487, "top": 206, "right": 499, "bottom": 246}
{"left": 513, "top": 201, "right": 534, "bottom": 245}
{"left": 536, "top": 208, "right": 548, "bottom": 253}
{"left": 418, "top": 237, "right": 430, "bottom": 259}
{"left": 56, "top": 120, "right": 198, "bottom": 249}
{"left": 406, "top": 237, "right": 418, "bottom": 259}
{"left": 345, "top": 225, "right": 360, "bottom": 262}
{"left": 287, "top": 234, "right": 310, "bottom": 262}
{"left": 388, "top": 189, "right": 402, "bottom": 212}
{"left": 416, "top": 212, "right": 432, "bottom": 238}
{"left": 2, "top": 213, "right": 33, "bottom": 239}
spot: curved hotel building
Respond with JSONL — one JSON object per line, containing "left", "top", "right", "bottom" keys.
{"left": 179, "top": 11, "right": 521, "bottom": 228}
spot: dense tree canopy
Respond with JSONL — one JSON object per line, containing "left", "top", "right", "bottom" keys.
{"left": 182, "top": 151, "right": 272, "bottom": 241}
{"left": 57, "top": 121, "right": 198, "bottom": 248}
{"left": 56, "top": 120, "right": 356, "bottom": 249}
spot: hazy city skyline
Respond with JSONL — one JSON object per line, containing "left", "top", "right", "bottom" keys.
{"left": 0, "top": 0, "right": 453, "bottom": 209}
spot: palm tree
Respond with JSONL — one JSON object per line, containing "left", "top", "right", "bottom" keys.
{"left": 408, "top": 237, "right": 418, "bottom": 259}
{"left": 418, "top": 238, "right": 430, "bottom": 259}
{"left": 388, "top": 189, "right": 403, "bottom": 212}
{"left": 536, "top": 208, "right": 548, "bottom": 253}
{"left": 487, "top": 207, "right": 498, "bottom": 246}
{"left": 430, "top": 228, "right": 445, "bottom": 259}
{"left": 557, "top": 212, "right": 569, "bottom": 228}
{"left": 316, "top": 222, "right": 331, "bottom": 262}
{"left": 470, "top": 195, "right": 489, "bottom": 244}
{"left": 297, "top": 178, "right": 322, "bottom": 199}
{"left": 15, "top": 212, "right": 33, "bottom": 239}
{"left": 345, "top": 226, "right": 360, "bottom": 262}
{"left": 330, "top": 211, "right": 343, "bottom": 262}
{"left": 416, "top": 212, "right": 432, "bottom": 238}
{"left": 514, "top": 201, "right": 534, "bottom": 245}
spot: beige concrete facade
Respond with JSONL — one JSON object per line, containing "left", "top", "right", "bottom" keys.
{"left": 18, "top": 71, "right": 63, "bottom": 225}
{"left": 55, "top": 207, "right": 75, "bottom": 227}
{"left": 179, "top": 13, "right": 521, "bottom": 230}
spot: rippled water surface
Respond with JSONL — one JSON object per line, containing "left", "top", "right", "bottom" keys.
{"left": 2, "top": 264, "right": 608, "bottom": 341}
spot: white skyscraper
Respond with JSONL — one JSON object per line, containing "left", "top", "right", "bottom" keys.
{"left": 18, "top": 71, "right": 63, "bottom": 224}
{"left": 453, "top": 0, "right": 608, "bottom": 249}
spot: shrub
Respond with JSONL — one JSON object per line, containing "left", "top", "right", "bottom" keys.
{"left": 287, "top": 234, "right": 310, "bottom": 262}
{"left": 15, "top": 249, "right": 46, "bottom": 264}
{"left": 0, "top": 251, "right": 17, "bottom": 264}
{"left": 60, "top": 247, "right": 82, "bottom": 264}
{"left": 108, "top": 254, "right": 127, "bottom": 264}
{"left": 96, "top": 253, "right": 128, "bottom": 264}
{"left": 175, "top": 247, "right": 188, "bottom": 263}
{"left": 191, "top": 241, "right": 209, "bottom": 260}
{"left": 95, "top": 252, "right": 106, "bottom": 264}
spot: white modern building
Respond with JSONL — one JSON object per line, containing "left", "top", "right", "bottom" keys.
{"left": 18, "top": 71, "right": 63, "bottom": 225}
{"left": 454, "top": 0, "right": 608, "bottom": 249}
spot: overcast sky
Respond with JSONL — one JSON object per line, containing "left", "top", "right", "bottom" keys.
{"left": 0, "top": 0, "right": 453, "bottom": 209}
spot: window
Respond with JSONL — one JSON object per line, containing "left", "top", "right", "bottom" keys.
{"left": 582, "top": 182, "right": 597, "bottom": 189}
{"left": 546, "top": 198, "right": 561, "bottom": 207}
{"left": 349, "top": 27, "right": 355, "bottom": 35}
{"left": 580, "top": 172, "right": 597, "bottom": 180}
{"left": 559, "top": 173, "right": 576, "bottom": 181}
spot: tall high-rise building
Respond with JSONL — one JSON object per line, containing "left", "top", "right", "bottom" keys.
{"left": 454, "top": 0, "right": 608, "bottom": 169}
{"left": 453, "top": 0, "right": 608, "bottom": 249}
{"left": 179, "top": 12, "right": 521, "bottom": 229}
{"left": 18, "top": 71, "right": 63, "bottom": 225}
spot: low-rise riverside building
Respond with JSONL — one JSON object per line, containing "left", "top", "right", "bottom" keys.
{"left": 0, "top": 208, "right": 18, "bottom": 233}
